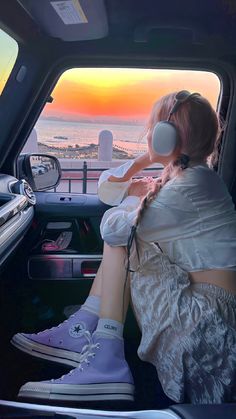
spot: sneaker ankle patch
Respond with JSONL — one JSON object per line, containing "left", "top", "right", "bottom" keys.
{"left": 69, "top": 322, "right": 86, "bottom": 338}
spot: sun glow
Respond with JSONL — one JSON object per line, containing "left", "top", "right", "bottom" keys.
{"left": 43, "top": 68, "right": 220, "bottom": 122}
{"left": 62, "top": 68, "right": 158, "bottom": 88}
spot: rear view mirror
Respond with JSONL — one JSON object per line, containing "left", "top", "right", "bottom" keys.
{"left": 24, "top": 154, "right": 61, "bottom": 191}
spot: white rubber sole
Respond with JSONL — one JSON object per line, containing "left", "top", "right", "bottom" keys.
{"left": 11, "top": 334, "right": 82, "bottom": 368}
{"left": 18, "top": 382, "right": 135, "bottom": 401}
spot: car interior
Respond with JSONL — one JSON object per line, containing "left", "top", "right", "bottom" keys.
{"left": 0, "top": 0, "right": 236, "bottom": 418}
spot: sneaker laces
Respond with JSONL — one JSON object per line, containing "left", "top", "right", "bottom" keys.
{"left": 51, "top": 331, "right": 100, "bottom": 381}
{"left": 71, "top": 331, "right": 100, "bottom": 372}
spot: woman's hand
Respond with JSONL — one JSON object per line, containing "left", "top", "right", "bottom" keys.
{"left": 127, "top": 177, "right": 156, "bottom": 198}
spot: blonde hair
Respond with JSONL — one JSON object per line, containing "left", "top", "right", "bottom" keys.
{"left": 135, "top": 92, "right": 221, "bottom": 226}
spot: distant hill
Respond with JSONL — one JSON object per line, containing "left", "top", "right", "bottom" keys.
{"left": 39, "top": 115, "right": 144, "bottom": 126}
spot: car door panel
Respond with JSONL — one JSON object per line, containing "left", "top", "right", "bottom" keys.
{"left": 34, "top": 192, "right": 109, "bottom": 218}
{"left": 27, "top": 192, "right": 109, "bottom": 281}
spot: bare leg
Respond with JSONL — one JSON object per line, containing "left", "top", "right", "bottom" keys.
{"left": 88, "top": 242, "right": 130, "bottom": 322}
{"left": 99, "top": 243, "right": 129, "bottom": 323}
{"left": 89, "top": 260, "right": 103, "bottom": 297}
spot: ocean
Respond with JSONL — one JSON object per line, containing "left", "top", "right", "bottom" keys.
{"left": 35, "top": 119, "right": 148, "bottom": 154}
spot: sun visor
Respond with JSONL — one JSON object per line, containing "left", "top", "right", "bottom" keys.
{"left": 17, "top": 0, "right": 108, "bottom": 41}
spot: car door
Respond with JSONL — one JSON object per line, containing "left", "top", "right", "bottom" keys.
{"left": 13, "top": 151, "right": 110, "bottom": 320}
{"left": 26, "top": 186, "right": 106, "bottom": 282}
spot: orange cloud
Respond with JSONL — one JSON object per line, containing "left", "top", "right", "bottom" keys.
{"left": 42, "top": 68, "right": 220, "bottom": 121}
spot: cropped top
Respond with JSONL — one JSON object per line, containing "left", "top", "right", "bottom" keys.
{"left": 99, "top": 163, "right": 236, "bottom": 272}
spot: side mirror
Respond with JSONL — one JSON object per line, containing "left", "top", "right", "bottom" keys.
{"left": 24, "top": 154, "right": 61, "bottom": 191}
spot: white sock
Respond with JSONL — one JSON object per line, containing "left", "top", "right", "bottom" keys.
{"left": 95, "top": 318, "right": 124, "bottom": 340}
{"left": 81, "top": 295, "right": 100, "bottom": 315}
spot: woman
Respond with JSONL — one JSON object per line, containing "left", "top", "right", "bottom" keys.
{"left": 12, "top": 91, "right": 236, "bottom": 404}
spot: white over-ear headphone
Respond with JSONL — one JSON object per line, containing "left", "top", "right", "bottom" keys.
{"left": 152, "top": 90, "right": 200, "bottom": 156}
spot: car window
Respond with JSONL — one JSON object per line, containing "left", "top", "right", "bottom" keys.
{"left": 0, "top": 28, "right": 18, "bottom": 95}
{"left": 22, "top": 68, "right": 220, "bottom": 194}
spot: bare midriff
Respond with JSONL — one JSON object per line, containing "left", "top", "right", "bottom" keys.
{"left": 189, "top": 269, "right": 236, "bottom": 295}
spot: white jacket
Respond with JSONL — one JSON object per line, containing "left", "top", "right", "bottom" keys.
{"left": 99, "top": 162, "right": 236, "bottom": 272}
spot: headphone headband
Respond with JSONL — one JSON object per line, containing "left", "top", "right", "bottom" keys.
{"left": 167, "top": 90, "right": 201, "bottom": 121}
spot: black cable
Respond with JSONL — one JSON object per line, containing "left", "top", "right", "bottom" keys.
{"left": 122, "top": 225, "right": 137, "bottom": 322}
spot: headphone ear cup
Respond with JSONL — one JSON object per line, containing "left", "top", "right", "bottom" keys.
{"left": 152, "top": 121, "right": 179, "bottom": 156}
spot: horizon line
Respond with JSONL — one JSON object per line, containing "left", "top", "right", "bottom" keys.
{"left": 39, "top": 115, "right": 146, "bottom": 125}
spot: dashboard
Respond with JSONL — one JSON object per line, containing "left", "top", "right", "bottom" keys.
{"left": 0, "top": 174, "right": 35, "bottom": 268}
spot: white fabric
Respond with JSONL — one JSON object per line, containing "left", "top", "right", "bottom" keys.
{"left": 82, "top": 295, "right": 100, "bottom": 315}
{"left": 98, "top": 160, "right": 134, "bottom": 205}
{"left": 96, "top": 318, "right": 124, "bottom": 339}
{"left": 99, "top": 196, "right": 141, "bottom": 246}
{"left": 99, "top": 162, "right": 236, "bottom": 272}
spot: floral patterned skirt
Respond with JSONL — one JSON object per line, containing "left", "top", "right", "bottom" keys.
{"left": 130, "top": 249, "right": 236, "bottom": 404}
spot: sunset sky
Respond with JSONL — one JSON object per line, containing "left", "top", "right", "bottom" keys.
{"left": 42, "top": 68, "right": 220, "bottom": 122}
{"left": 0, "top": 28, "right": 220, "bottom": 123}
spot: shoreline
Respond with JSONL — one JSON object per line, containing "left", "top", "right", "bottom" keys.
{"left": 38, "top": 142, "right": 134, "bottom": 159}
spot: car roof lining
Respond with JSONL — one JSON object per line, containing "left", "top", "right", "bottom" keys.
{"left": 0, "top": 0, "right": 236, "bottom": 49}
